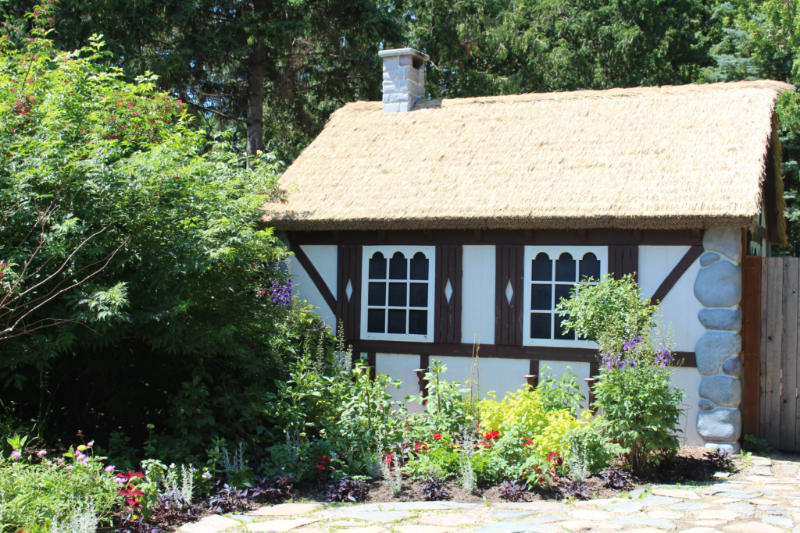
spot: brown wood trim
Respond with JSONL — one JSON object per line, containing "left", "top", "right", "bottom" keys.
{"left": 356, "top": 340, "right": 696, "bottom": 367}
{"left": 495, "top": 245, "right": 524, "bottom": 345}
{"left": 609, "top": 244, "right": 639, "bottom": 281}
{"left": 650, "top": 245, "right": 703, "bottom": 303}
{"left": 742, "top": 256, "right": 762, "bottom": 436}
{"left": 336, "top": 245, "right": 362, "bottom": 340}
{"left": 288, "top": 229, "right": 703, "bottom": 247}
{"left": 529, "top": 359, "right": 539, "bottom": 376}
{"left": 435, "top": 244, "right": 463, "bottom": 343}
{"left": 289, "top": 242, "right": 337, "bottom": 312}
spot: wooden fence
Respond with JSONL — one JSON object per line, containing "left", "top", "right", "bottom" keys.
{"left": 756, "top": 256, "right": 800, "bottom": 451}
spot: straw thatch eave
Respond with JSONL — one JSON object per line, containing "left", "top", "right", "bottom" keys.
{"left": 261, "top": 80, "right": 795, "bottom": 233}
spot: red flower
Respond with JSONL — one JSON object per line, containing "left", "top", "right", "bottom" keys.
{"left": 547, "top": 452, "right": 563, "bottom": 467}
{"left": 382, "top": 452, "right": 395, "bottom": 465}
{"left": 482, "top": 430, "right": 499, "bottom": 440}
{"left": 414, "top": 441, "right": 428, "bottom": 451}
{"left": 433, "top": 433, "right": 442, "bottom": 441}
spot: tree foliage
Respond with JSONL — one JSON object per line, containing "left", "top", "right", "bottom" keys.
{"left": 402, "top": 0, "right": 713, "bottom": 97}
{"left": 0, "top": 21, "right": 311, "bottom": 458}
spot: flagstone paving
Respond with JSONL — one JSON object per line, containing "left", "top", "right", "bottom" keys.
{"left": 179, "top": 454, "right": 800, "bottom": 533}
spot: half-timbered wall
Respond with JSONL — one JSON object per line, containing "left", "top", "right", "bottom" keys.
{"left": 286, "top": 230, "right": 709, "bottom": 446}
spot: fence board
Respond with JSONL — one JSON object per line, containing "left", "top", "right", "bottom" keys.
{"left": 764, "top": 257, "right": 784, "bottom": 447}
{"left": 760, "top": 257, "right": 769, "bottom": 441}
{"left": 780, "top": 259, "right": 799, "bottom": 450}
{"left": 741, "top": 256, "right": 761, "bottom": 436}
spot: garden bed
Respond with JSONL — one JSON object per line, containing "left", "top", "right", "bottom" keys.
{"left": 122, "top": 446, "right": 737, "bottom": 531}
{"left": 294, "top": 446, "right": 735, "bottom": 504}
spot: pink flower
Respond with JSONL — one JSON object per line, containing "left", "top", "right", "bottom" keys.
{"left": 10, "top": 450, "right": 20, "bottom": 460}
{"left": 87, "top": 440, "right": 94, "bottom": 447}
{"left": 105, "top": 465, "right": 115, "bottom": 472}
{"left": 66, "top": 465, "right": 73, "bottom": 470}
{"left": 36, "top": 450, "right": 46, "bottom": 457}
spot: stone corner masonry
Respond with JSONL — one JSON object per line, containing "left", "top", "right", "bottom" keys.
{"left": 694, "top": 226, "right": 743, "bottom": 454}
{"left": 378, "top": 47, "right": 429, "bottom": 113}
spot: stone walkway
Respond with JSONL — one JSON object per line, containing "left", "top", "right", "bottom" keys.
{"left": 179, "top": 454, "right": 800, "bottom": 533}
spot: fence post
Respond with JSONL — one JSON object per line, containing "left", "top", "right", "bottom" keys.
{"left": 524, "top": 374, "right": 538, "bottom": 389}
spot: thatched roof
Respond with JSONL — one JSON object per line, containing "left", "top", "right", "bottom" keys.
{"left": 263, "top": 80, "right": 794, "bottom": 232}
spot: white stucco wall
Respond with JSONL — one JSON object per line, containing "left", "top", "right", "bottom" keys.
{"left": 638, "top": 245, "right": 705, "bottom": 352}
{"left": 299, "top": 245, "right": 337, "bottom": 300}
{"left": 374, "top": 353, "right": 422, "bottom": 410}
{"left": 671, "top": 366, "right": 703, "bottom": 445}
{"left": 288, "top": 254, "right": 336, "bottom": 331}
{"left": 461, "top": 245, "right": 496, "bottom": 345}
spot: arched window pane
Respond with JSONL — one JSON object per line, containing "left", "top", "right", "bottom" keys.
{"left": 555, "top": 253, "right": 576, "bottom": 282}
{"left": 579, "top": 253, "right": 600, "bottom": 281}
{"left": 369, "top": 252, "right": 386, "bottom": 279}
{"left": 389, "top": 252, "right": 407, "bottom": 279}
{"left": 532, "top": 253, "right": 552, "bottom": 281}
{"left": 410, "top": 252, "right": 429, "bottom": 280}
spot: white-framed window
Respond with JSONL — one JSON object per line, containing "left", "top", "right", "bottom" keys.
{"left": 522, "top": 246, "right": 607, "bottom": 347}
{"left": 360, "top": 245, "right": 436, "bottom": 341}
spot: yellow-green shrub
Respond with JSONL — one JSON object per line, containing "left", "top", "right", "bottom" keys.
{"left": 477, "top": 387, "right": 583, "bottom": 459}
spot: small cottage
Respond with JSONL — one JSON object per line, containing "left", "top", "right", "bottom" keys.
{"left": 262, "top": 48, "right": 793, "bottom": 452}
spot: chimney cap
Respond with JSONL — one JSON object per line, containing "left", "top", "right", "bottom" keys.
{"left": 378, "top": 47, "right": 429, "bottom": 61}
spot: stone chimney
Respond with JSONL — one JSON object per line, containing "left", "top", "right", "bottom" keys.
{"left": 378, "top": 48, "right": 429, "bottom": 112}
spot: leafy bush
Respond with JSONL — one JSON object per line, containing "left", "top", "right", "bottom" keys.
{"left": 537, "top": 366, "right": 585, "bottom": 416}
{"left": 0, "top": 20, "right": 310, "bottom": 464}
{"left": 497, "top": 480, "right": 528, "bottom": 502}
{"left": 407, "top": 361, "right": 473, "bottom": 437}
{"left": 600, "top": 466, "right": 629, "bottom": 489}
{"left": 263, "top": 332, "right": 406, "bottom": 481}
{"left": 594, "top": 352, "right": 683, "bottom": 473}
{"left": 559, "top": 275, "right": 684, "bottom": 473}
{"left": 556, "top": 274, "right": 657, "bottom": 352}
{"left": 325, "top": 477, "right": 368, "bottom": 503}
{"left": 418, "top": 473, "right": 450, "bottom": 501}
{"left": 563, "top": 479, "right": 590, "bottom": 499}
{"left": 477, "top": 386, "right": 582, "bottom": 461}
{"left": 0, "top": 445, "right": 118, "bottom": 532}
{"left": 566, "top": 420, "right": 623, "bottom": 476}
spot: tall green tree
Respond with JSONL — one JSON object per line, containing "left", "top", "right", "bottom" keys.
{"left": 0, "top": 0, "right": 402, "bottom": 160}
{"left": 703, "top": 0, "right": 800, "bottom": 251}
{"left": 402, "top": 0, "right": 714, "bottom": 97}
{"left": 0, "top": 16, "right": 317, "bottom": 457}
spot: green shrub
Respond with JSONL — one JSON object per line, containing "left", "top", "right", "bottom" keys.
{"left": 263, "top": 331, "right": 406, "bottom": 481}
{"left": 565, "top": 420, "right": 623, "bottom": 477}
{"left": 477, "top": 386, "right": 582, "bottom": 461}
{"left": 594, "top": 363, "right": 683, "bottom": 473}
{"left": 0, "top": 446, "right": 118, "bottom": 532}
{"left": 558, "top": 274, "right": 684, "bottom": 473}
